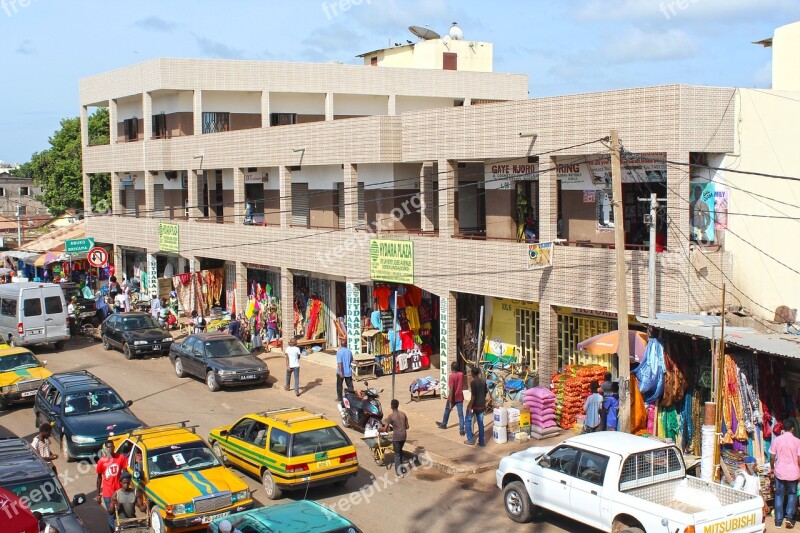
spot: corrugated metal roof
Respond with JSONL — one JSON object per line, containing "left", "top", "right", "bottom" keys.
{"left": 637, "top": 314, "right": 800, "bottom": 359}
{"left": 17, "top": 223, "right": 85, "bottom": 253}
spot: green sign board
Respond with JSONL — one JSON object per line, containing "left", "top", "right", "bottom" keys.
{"left": 65, "top": 237, "right": 94, "bottom": 254}
{"left": 369, "top": 239, "right": 414, "bottom": 284}
{"left": 158, "top": 223, "right": 180, "bottom": 253}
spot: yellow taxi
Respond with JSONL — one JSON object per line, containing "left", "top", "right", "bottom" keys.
{"left": 0, "top": 345, "right": 52, "bottom": 410}
{"left": 110, "top": 422, "right": 253, "bottom": 533}
{"left": 209, "top": 407, "right": 359, "bottom": 500}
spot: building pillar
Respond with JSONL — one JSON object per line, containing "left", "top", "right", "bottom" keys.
{"left": 233, "top": 167, "right": 245, "bottom": 225}
{"left": 538, "top": 156, "right": 558, "bottom": 242}
{"left": 187, "top": 169, "right": 202, "bottom": 219}
{"left": 261, "top": 91, "right": 270, "bottom": 128}
{"left": 280, "top": 267, "right": 294, "bottom": 345}
{"left": 343, "top": 164, "right": 358, "bottom": 229}
{"left": 325, "top": 92, "right": 334, "bottom": 121}
{"left": 80, "top": 106, "right": 89, "bottom": 147}
{"left": 279, "top": 166, "right": 292, "bottom": 228}
{"left": 109, "top": 100, "right": 117, "bottom": 143}
{"left": 538, "top": 303, "right": 558, "bottom": 380}
{"left": 110, "top": 172, "right": 122, "bottom": 215}
{"left": 178, "top": 256, "right": 187, "bottom": 275}
{"left": 142, "top": 92, "right": 152, "bottom": 141}
{"left": 144, "top": 170, "right": 156, "bottom": 217}
{"left": 193, "top": 90, "right": 203, "bottom": 136}
{"left": 234, "top": 261, "right": 247, "bottom": 317}
{"left": 388, "top": 94, "right": 397, "bottom": 116}
{"left": 82, "top": 173, "right": 92, "bottom": 217}
{"left": 346, "top": 282, "right": 361, "bottom": 356}
{"left": 146, "top": 253, "right": 158, "bottom": 297}
{"left": 419, "top": 162, "right": 435, "bottom": 232}
{"left": 464, "top": 98, "right": 472, "bottom": 106}
{"left": 438, "top": 291, "right": 456, "bottom": 398}
{"left": 112, "top": 246, "right": 123, "bottom": 273}
{"left": 437, "top": 159, "right": 457, "bottom": 236}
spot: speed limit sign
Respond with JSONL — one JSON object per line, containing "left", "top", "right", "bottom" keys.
{"left": 87, "top": 246, "right": 109, "bottom": 268}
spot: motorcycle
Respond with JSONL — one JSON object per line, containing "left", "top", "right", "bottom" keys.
{"left": 337, "top": 382, "right": 384, "bottom": 435}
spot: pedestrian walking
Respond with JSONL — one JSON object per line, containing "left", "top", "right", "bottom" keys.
{"left": 437, "top": 361, "right": 465, "bottom": 435}
{"left": 107, "top": 472, "right": 145, "bottom": 530}
{"left": 603, "top": 382, "right": 620, "bottom": 431}
{"left": 582, "top": 381, "right": 603, "bottom": 433}
{"left": 336, "top": 340, "right": 354, "bottom": 402}
{"left": 31, "top": 423, "right": 58, "bottom": 473}
{"left": 464, "top": 366, "right": 488, "bottom": 447}
{"left": 150, "top": 293, "right": 161, "bottom": 320}
{"left": 113, "top": 292, "right": 126, "bottom": 314}
{"left": 770, "top": 420, "right": 800, "bottom": 528}
{"left": 600, "top": 371, "right": 613, "bottom": 430}
{"left": 381, "top": 398, "right": 409, "bottom": 476}
{"left": 95, "top": 440, "right": 128, "bottom": 532}
{"left": 67, "top": 296, "right": 77, "bottom": 336}
{"left": 266, "top": 308, "right": 279, "bottom": 349}
{"left": 284, "top": 338, "right": 301, "bottom": 396}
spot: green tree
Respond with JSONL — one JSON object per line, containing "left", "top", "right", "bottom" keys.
{"left": 14, "top": 108, "right": 111, "bottom": 215}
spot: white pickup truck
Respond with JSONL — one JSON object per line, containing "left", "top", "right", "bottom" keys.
{"left": 496, "top": 432, "right": 765, "bottom": 533}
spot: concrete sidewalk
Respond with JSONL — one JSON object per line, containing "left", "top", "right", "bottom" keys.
{"left": 260, "top": 347, "right": 568, "bottom": 475}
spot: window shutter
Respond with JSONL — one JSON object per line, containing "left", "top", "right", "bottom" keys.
{"left": 291, "top": 183, "right": 309, "bottom": 227}
{"left": 154, "top": 184, "right": 165, "bottom": 217}
{"left": 358, "top": 182, "right": 365, "bottom": 226}
{"left": 336, "top": 182, "right": 345, "bottom": 228}
{"left": 124, "top": 185, "right": 136, "bottom": 215}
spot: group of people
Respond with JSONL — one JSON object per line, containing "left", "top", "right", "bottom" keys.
{"left": 581, "top": 372, "right": 620, "bottom": 433}
{"left": 149, "top": 291, "right": 180, "bottom": 329}
{"left": 435, "top": 363, "right": 489, "bottom": 447}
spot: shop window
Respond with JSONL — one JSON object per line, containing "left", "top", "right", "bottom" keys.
{"left": 515, "top": 308, "right": 540, "bottom": 372}
{"left": 596, "top": 190, "right": 614, "bottom": 228}
{"left": 557, "top": 313, "right": 614, "bottom": 370}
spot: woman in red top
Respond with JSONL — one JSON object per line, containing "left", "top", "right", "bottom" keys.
{"left": 437, "top": 362, "right": 465, "bottom": 436}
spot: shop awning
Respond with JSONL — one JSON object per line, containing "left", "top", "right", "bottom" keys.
{"left": 2, "top": 250, "right": 42, "bottom": 264}
{"left": 637, "top": 313, "right": 800, "bottom": 360}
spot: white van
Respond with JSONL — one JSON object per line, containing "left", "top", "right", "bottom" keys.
{"left": 0, "top": 282, "right": 70, "bottom": 349}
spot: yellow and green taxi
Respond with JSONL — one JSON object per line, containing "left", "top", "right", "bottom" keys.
{"left": 209, "top": 408, "right": 359, "bottom": 500}
{"left": 0, "top": 346, "right": 52, "bottom": 410}
{"left": 110, "top": 423, "right": 253, "bottom": 533}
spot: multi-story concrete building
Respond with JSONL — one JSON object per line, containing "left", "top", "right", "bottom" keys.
{"left": 80, "top": 28, "right": 775, "bottom": 384}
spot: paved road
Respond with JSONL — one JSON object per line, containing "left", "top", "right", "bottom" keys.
{"left": 0, "top": 338, "right": 594, "bottom": 533}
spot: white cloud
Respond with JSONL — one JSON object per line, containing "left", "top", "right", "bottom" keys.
{"left": 605, "top": 28, "right": 698, "bottom": 63}
{"left": 575, "top": 0, "right": 799, "bottom": 23}
{"left": 194, "top": 36, "right": 246, "bottom": 60}
{"left": 299, "top": 24, "right": 366, "bottom": 62}
{"left": 134, "top": 16, "right": 177, "bottom": 32}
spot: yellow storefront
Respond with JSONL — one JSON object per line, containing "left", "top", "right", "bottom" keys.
{"left": 556, "top": 306, "right": 643, "bottom": 370}
{"left": 483, "top": 298, "right": 540, "bottom": 372}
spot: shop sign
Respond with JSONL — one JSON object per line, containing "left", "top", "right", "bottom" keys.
{"left": 713, "top": 189, "right": 728, "bottom": 230}
{"left": 158, "top": 223, "right": 180, "bottom": 253}
{"left": 527, "top": 242, "right": 553, "bottom": 270}
{"left": 439, "top": 296, "right": 448, "bottom": 398}
{"left": 244, "top": 171, "right": 267, "bottom": 183}
{"left": 369, "top": 239, "right": 413, "bottom": 284}
{"left": 346, "top": 283, "right": 361, "bottom": 356}
{"left": 147, "top": 254, "right": 157, "bottom": 296}
{"left": 120, "top": 174, "right": 137, "bottom": 186}
{"left": 484, "top": 158, "right": 539, "bottom": 189}
{"left": 556, "top": 154, "right": 667, "bottom": 190}
{"left": 65, "top": 237, "right": 95, "bottom": 254}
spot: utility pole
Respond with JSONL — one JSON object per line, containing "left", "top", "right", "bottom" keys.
{"left": 16, "top": 206, "right": 23, "bottom": 248}
{"left": 610, "top": 130, "right": 631, "bottom": 434}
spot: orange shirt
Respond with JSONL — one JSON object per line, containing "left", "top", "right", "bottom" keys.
{"left": 373, "top": 285, "right": 391, "bottom": 311}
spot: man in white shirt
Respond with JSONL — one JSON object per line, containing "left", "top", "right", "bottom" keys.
{"left": 732, "top": 456, "right": 761, "bottom": 496}
{"left": 67, "top": 296, "right": 77, "bottom": 335}
{"left": 114, "top": 292, "right": 126, "bottom": 314}
{"left": 284, "top": 338, "right": 301, "bottom": 396}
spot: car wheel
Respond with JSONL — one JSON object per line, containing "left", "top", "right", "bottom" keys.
{"left": 212, "top": 441, "right": 228, "bottom": 466}
{"left": 174, "top": 358, "right": 186, "bottom": 378}
{"left": 61, "top": 435, "right": 74, "bottom": 463}
{"left": 206, "top": 371, "right": 220, "bottom": 392}
{"left": 53, "top": 341, "right": 64, "bottom": 351}
{"left": 150, "top": 507, "right": 165, "bottom": 533}
{"left": 504, "top": 480, "right": 534, "bottom": 523}
{"left": 261, "top": 469, "right": 282, "bottom": 500}
{"left": 123, "top": 343, "right": 134, "bottom": 360}
{"left": 0, "top": 398, "right": 8, "bottom": 411}
{"left": 102, "top": 335, "right": 111, "bottom": 350}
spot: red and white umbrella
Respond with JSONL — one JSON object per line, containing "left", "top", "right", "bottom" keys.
{"left": 0, "top": 487, "right": 39, "bottom": 533}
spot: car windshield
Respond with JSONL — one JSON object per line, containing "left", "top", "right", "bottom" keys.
{"left": 204, "top": 338, "right": 250, "bottom": 358}
{"left": 147, "top": 441, "right": 221, "bottom": 478}
{"left": 291, "top": 426, "right": 351, "bottom": 457}
{"left": 121, "top": 316, "right": 160, "bottom": 330}
{"left": 63, "top": 389, "right": 126, "bottom": 416}
{"left": 5, "top": 478, "right": 71, "bottom": 515}
{"left": 0, "top": 352, "right": 40, "bottom": 372}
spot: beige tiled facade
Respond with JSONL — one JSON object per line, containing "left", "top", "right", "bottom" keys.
{"left": 81, "top": 58, "right": 737, "bottom": 380}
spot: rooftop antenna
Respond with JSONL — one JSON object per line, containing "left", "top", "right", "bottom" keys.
{"left": 409, "top": 25, "right": 441, "bottom": 41}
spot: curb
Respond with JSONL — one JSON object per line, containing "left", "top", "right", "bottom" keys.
{"left": 404, "top": 445, "right": 498, "bottom": 476}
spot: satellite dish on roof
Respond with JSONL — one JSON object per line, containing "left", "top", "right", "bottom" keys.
{"left": 449, "top": 22, "right": 464, "bottom": 40}
{"left": 409, "top": 25, "right": 441, "bottom": 40}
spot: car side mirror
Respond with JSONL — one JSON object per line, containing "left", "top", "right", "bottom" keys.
{"left": 72, "top": 493, "right": 86, "bottom": 506}
{"left": 41, "top": 360, "right": 47, "bottom": 366}
{"left": 125, "top": 400, "right": 133, "bottom": 407}
{"left": 219, "top": 429, "right": 229, "bottom": 437}
{"left": 538, "top": 455, "right": 551, "bottom": 468}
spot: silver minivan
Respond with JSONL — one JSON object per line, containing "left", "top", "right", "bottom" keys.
{"left": 0, "top": 282, "right": 70, "bottom": 349}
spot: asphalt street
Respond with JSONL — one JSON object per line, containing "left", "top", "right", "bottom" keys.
{"left": 0, "top": 337, "right": 597, "bottom": 533}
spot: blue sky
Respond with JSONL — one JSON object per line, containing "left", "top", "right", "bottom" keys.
{"left": 1, "top": 0, "right": 799, "bottom": 164}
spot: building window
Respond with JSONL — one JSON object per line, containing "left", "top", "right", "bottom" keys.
{"left": 152, "top": 113, "right": 167, "bottom": 139}
{"left": 123, "top": 118, "right": 139, "bottom": 141}
{"left": 202, "top": 112, "right": 230, "bottom": 134}
{"left": 18, "top": 186, "right": 29, "bottom": 196}
{"left": 270, "top": 113, "right": 297, "bottom": 126}
{"left": 0, "top": 188, "right": 5, "bottom": 197}
{"left": 443, "top": 52, "right": 457, "bottom": 71}
{"left": 370, "top": 56, "right": 378, "bottom": 66}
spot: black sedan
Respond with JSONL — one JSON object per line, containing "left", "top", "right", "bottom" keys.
{"left": 169, "top": 333, "right": 270, "bottom": 392}
{"left": 100, "top": 312, "right": 173, "bottom": 359}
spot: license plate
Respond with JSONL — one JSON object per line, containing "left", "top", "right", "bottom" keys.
{"left": 26, "top": 328, "right": 43, "bottom": 335}
{"left": 152, "top": 344, "right": 161, "bottom": 351}
{"left": 240, "top": 374, "right": 257, "bottom": 380}
{"left": 316, "top": 459, "right": 331, "bottom": 468}
{"left": 21, "top": 391, "right": 36, "bottom": 397}
{"left": 201, "top": 511, "right": 230, "bottom": 524}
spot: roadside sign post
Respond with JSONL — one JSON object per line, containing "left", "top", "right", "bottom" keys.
{"left": 65, "top": 238, "right": 95, "bottom": 255}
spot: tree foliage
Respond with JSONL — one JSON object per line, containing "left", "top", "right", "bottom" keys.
{"left": 14, "top": 108, "right": 111, "bottom": 215}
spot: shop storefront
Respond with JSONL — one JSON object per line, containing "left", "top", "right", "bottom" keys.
{"left": 482, "top": 297, "right": 541, "bottom": 371}
{"left": 242, "top": 264, "right": 282, "bottom": 350}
